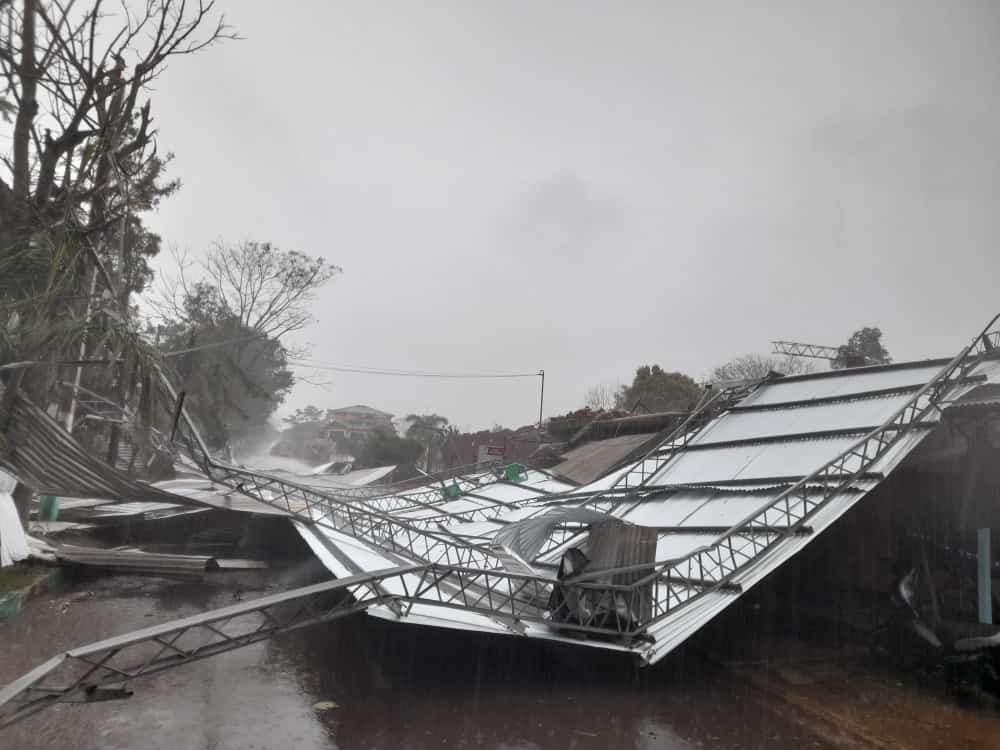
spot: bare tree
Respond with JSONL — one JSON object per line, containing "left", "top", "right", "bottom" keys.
{"left": 584, "top": 382, "right": 617, "bottom": 411}
{"left": 152, "top": 242, "right": 341, "bottom": 341}
{"left": 0, "top": 0, "right": 234, "bottom": 405}
{"left": 0, "top": 1, "right": 235, "bottom": 250}
{"left": 709, "top": 353, "right": 814, "bottom": 384}
{"left": 0, "top": 1, "right": 234, "bottom": 520}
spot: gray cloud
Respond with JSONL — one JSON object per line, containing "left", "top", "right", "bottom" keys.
{"left": 144, "top": 0, "right": 1000, "bottom": 429}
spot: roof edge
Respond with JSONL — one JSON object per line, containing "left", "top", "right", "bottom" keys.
{"left": 762, "top": 357, "right": 953, "bottom": 386}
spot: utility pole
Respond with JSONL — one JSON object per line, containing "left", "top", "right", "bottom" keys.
{"left": 538, "top": 370, "right": 545, "bottom": 430}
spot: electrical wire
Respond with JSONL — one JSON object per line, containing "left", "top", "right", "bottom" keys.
{"left": 161, "top": 334, "right": 265, "bottom": 357}
{"left": 287, "top": 357, "right": 540, "bottom": 379}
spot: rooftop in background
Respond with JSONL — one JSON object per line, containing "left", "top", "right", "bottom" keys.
{"left": 329, "top": 405, "right": 394, "bottom": 418}
{"left": 549, "top": 433, "right": 657, "bottom": 485}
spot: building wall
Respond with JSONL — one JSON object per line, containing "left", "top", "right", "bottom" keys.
{"left": 324, "top": 407, "right": 395, "bottom": 442}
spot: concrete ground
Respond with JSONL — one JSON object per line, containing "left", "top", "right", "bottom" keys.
{"left": 0, "top": 567, "right": 997, "bottom": 749}
{"left": 0, "top": 565, "right": 834, "bottom": 750}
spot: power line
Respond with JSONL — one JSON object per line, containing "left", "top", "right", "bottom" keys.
{"left": 162, "top": 334, "right": 265, "bottom": 358}
{"left": 286, "top": 357, "right": 541, "bottom": 380}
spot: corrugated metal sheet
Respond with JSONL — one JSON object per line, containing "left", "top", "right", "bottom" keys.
{"left": 86, "top": 501, "right": 207, "bottom": 521}
{"left": 254, "top": 353, "right": 1000, "bottom": 665}
{"left": 56, "top": 545, "right": 215, "bottom": 574}
{"left": 738, "top": 361, "right": 947, "bottom": 406}
{"left": 319, "top": 465, "right": 396, "bottom": 486}
{"left": 152, "top": 478, "right": 290, "bottom": 516}
{"left": 551, "top": 434, "right": 656, "bottom": 485}
{"left": 51, "top": 477, "right": 287, "bottom": 522}
{"left": 626, "top": 359, "right": 1000, "bottom": 663}
{"left": 0, "top": 395, "right": 211, "bottom": 509}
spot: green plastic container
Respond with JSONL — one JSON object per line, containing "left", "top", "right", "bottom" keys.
{"left": 0, "top": 593, "right": 21, "bottom": 620}
{"left": 38, "top": 495, "right": 59, "bottom": 521}
{"left": 504, "top": 463, "right": 528, "bottom": 483}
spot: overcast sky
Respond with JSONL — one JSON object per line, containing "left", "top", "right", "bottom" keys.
{"left": 144, "top": 1, "right": 1000, "bottom": 431}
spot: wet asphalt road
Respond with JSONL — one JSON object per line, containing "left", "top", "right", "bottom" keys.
{"left": 0, "top": 569, "right": 832, "bottom": 750}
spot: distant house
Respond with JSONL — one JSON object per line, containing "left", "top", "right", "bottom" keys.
{"left": 322, "top": 405, "right": 395, "bottom": 443}
{"left": 442, "top": 425, "right": 542, "bottom": 468}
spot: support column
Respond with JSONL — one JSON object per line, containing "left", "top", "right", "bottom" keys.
{"left": 978, "top": 527, "right": 992, "bottom": 625}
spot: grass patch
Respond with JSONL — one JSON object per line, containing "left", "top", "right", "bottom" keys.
{"left": 0, "top": 566, "right": 48, "bottom": 594}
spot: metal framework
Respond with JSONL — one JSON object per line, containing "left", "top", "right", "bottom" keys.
{"left": 0, "top": 567, "right": 419, "bottom": 729}
{"left": 170, "top": 316, "right": 1000, "bottom": 643}
{"left": 770, "top": 340, "right": 842, "bottom": 361}
{"left": 5, "top": 316, "right": 992, "bottom": 729}
{"left": 0, "top": 562, "right": 632, "bottom": 729}
{"left": 524, "top": 382, "right": 760, "bottom": 560}
{"left": 3, "top": 318, "right": 998, "bottom": 730}
{"left": 615, "top": 316, "right": 1000, "bottom": 632}
{"left": 169, "top": 317, "right": 1000, "bottom": 630}
{"left": 770, "top": 339, "right": 889, "bottom": 367}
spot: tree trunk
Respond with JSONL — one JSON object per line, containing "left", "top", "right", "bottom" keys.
{"left": 11, "top": 0, "right": 37, "bottom": 203}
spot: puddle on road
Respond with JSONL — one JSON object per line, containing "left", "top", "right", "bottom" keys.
{"left": 0, "top": 572, "right": 830, "bottom": 750}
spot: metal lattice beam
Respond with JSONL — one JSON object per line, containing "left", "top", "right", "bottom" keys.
{"left": 0, "top": 561, "right": 642, "bottom": 730}
{"left": 528, "top": 382, "right": 760, "bottom": 561}
{"left": 144, "top": 316, "right": 1000, "bottom": 656}
{"left": 770, "top": 340, "right": 842, "bottom": 361}
{"left": 0, "top": 567, "right": 422, "bottom": 730}
{"left": 590, "top": 315, "right": 1000, "bottom": 634}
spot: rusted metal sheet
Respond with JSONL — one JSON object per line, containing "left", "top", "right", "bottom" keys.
{"left": 552, "top": 434, "right": 657, "bottom": 485}
{"left": 0, "top": 395, "right": 206, "bottom": 508}
{"left": 55, "top": 546, "right": 215, "bottom": 575}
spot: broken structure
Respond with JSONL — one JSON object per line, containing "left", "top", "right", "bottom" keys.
{"left": 1, "top": 315, "right": 999, "bottom": 726}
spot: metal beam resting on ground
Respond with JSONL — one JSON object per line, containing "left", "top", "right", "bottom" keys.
{"left": 0, "top": 566, "right": 424, "bottom": 729}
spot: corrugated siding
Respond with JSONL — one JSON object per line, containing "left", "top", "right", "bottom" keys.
{"left": 738, "top": 363, "right": 946, "bottom": 406}
{"left": 0, "top": 395, "right": 208, "bottom": 508}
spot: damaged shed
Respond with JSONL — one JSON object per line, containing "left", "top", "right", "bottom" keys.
{"left": 2, "top": 316, "right": 1000, "bottom": 726}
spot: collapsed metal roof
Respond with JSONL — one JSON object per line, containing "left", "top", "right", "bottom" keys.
{"left": 3, "top": 317, "right": 1000, "bottom": 726}
{"left": 177, "top": 319, "right": 999, "bottom": 666}
{"left": 280, "top": 351, "right": 1000, "bottom": 663}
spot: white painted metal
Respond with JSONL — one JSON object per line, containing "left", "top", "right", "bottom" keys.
{"left": 0, "top": 469, "right": 29, "bottom": 567}
{"left": 269, "top": 353, "right": 1000, "bottom": 664}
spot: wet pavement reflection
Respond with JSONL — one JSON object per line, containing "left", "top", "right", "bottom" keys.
{"left": 0, "top": 570, "right": 831, "bottom": 749}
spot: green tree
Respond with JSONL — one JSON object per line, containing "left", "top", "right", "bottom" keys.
{"left": 833, "top": 327, "right": 891, "bottom": 369}
{"left": 0, "top": 2, "right": 232, "bottom": 523}
{"left": 355, "top": 433, "right": 425, "bottom": 478}
{"left": 159, "top": 298, "right": 293, "bottom": 450}
{"left": 152, "top": 241, "right": 337, "bottom": 452}
{"left": 615, "top": 365, "right": 701, "bottom": 413}
{"left": 405, "top": 413, "right": 450, "bottom": 472}
{"left": 284, "top": 405, "right": 326, "bottom": 426}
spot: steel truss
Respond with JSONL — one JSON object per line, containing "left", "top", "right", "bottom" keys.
{"left": 324, "top": 460, "right": 505, "bottom": 508}
{"left": 610, "top": 315, "right": 1000, "bottom": 632}
{"left": 770, "top": 340, "right": 842, "bottom": 360}
{"left": 0, "top": 562, "right": 641, "bottom": 730}
{"left": 141, "top": 317, "right": 1000, "bottom": 655}
{"left": 525, "top": 382, "right": 760, "bottom": 560}
{"left": 205, "top": 461, "right": 519, "bottom": 569}
{"left": 0, "top": 567, "right": 420, "bottom": 729}
{"left": 4, "top": 321, "right": 997, "bottom": 732}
